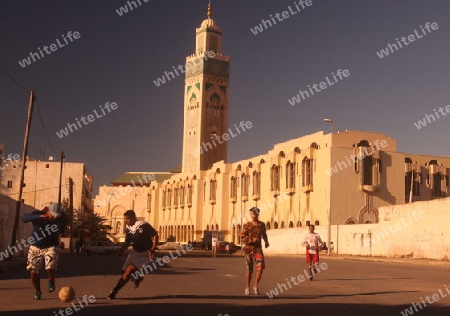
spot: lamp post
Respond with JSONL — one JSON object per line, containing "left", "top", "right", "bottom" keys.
{"left": 323, "top": 118, "right": 333, "bottom": 134}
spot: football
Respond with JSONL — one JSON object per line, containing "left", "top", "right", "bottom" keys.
{"left": 58, "top": 286, "right": 76, "bottom": 303}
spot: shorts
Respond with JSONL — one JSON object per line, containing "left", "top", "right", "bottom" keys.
{"left": 245, "top": 253, "right": 265, "bottom": 272}
{"left": 26, "top": 245, "right": 59, "bottom": 273}
{"left": 306, "top": 252, "right": 319, "bottom": 264}
{"left": 122, "top": 251, "right": 149, "bottom": 271}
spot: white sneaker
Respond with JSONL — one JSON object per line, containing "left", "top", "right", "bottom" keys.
{"left": 244, "top": 288, "right": 250, "bottom": 295}
{"left": 253, "top": 287, "right": 259, "bottom": 295}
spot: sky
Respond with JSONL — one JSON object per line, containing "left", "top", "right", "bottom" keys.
{"left": 1, "top": 0, "right": 449, "bottom": 196}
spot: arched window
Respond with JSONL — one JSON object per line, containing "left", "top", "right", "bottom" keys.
{"left": 286, "top": 161, "right": 295, "bottom": 188}
{"left": 203, "top": 182, "right": 206, "bottom": 202}
{"left": 274, "top": 221, "right": 278, "bottom": 229}
{"left": 180, "top": 186, "right": 185, "bottom": 204}
{"left": 289, "top": 221, "right": 294, "bottom": 228}
{"left": 230, "top": 177, "right": 237, "bottom": 199}
{"left": 271, "top": 165, "right": 280, "bottom": 191}
{"left": 174, "top": 188, "right": 179, "bottom": 206}
{"left": 210, "top": 180, "right": 217, "bottom": 200}
{"left": 187, "top": 185, "right": 192, "bottom": 204}
{"left": 302, "top": 157, "right": 312, "bottom": 186}
{"left": 362, "top": 156, "right": 373, "bottom": 185}
{"left": 252, "top": 171, "right": 261, "bottom": 196}
{"left": 266, "top": 222, "right": 271, "bottom": 230}
{"left": 241, "top": 174, "right": 249, "bottom": 197}
{"left": 167, "top": 189, "right": 172, "bottom": 207}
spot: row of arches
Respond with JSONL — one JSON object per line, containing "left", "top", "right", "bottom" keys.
{"left": 159, "top": 225, "right": 195, "bottom": 243}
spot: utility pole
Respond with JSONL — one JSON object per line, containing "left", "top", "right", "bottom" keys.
{"left": 58, "top": 151, "right": 65, "bottom": 204}
{"left": 10, "top": 90, "right": 35, "bottom": 258}
{"left": 69, "top": 177, "right": 74, "bottom": 253}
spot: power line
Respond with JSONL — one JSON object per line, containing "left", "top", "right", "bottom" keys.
{"left": 0, "top": 64, "right": 29, "bottom": 94}
{"left": 35, "top": 100, "right": 59, "bottom": 157}
{"left": 0, "top": 64, "right": 60, "bottom": 158}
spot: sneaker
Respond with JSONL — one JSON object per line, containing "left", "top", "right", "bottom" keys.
{"left": 308, "top": 275, "right": 313, "bottom": 281}
{"left": 107, "top": 290, "right": 117, "bottom": 299}
{"left": 131, "top": 276, "right": 143, "bottom": 289}
{"left": 34, "top": 291, "right": 42, "bottom": 300}
{"left": 244, "top": 288, "right": 250, "bottom": 295}
{"left": 253, "top": 287, "right": 259, "bottom": 295}
{"left": 48, "top": 280, "right": 55, "bottom": 293}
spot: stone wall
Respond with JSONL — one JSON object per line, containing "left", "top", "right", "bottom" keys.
{"left": 265, "top": 197, "right": 450, "bottom": 260}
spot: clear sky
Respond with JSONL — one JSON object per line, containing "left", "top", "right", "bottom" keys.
{"left": 1, "top": 0, "right": 449, "bottom": 195}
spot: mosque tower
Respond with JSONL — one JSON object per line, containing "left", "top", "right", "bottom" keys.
{"left": 181, "top": 3, "right": 230, "bottom": 173}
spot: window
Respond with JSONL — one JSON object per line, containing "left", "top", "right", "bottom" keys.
{"left": 271, "top": 165, "right": 280, "bottom": 191}
{"left": 210, "top": 180, "right": 217, "bottom": 200}
{"left": 187, "top": 185, "right": 192, "bottom": 204}
{"left": 174, "top": 188, "right": 179, "bottom": 206}
{"left": 203, "top": 182, "right": 206, "bottom": 202}
{"left": 7, "top": 181, "right": 12, "bottom": 188}
{"left": 230, "top": 177, "right": 237, "bottom": 199}
{"left": 432, "top": 173, "right": 443, "bottom": 197}
{"left": 302, "top": 158, "right": 312, "bottom": 186}
{"left": 241, "top": 174, "right": 249, "bottom": 197}
{"left": 167, "top": 189, "right": 172, "bottom": 206}
{"left": 180, "top": 186, "right": 185, "bottom": 204}
{"left": 46, "top": 164, "right": 50, "bottom": 168}
{"left": 252, "top": 171, "right": 261, "bottom": 196}
{"left": 362, "top": 156, "right": 373, "bottom": 185}
{"left": 286, "top": 161, "right": 295, "bottom": 189}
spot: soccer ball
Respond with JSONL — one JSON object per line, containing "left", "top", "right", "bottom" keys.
{"left": 58, "top": 286, "right": 76, "bottom": 303}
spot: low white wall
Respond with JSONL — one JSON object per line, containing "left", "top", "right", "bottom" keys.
{"left": 0, "top": 196, "right": 35, "bottom": 259}
{"left": 266, "top": 197, "right": 450, "bottom": 260}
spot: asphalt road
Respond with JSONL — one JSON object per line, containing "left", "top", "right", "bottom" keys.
{"left": 1, "top": 250, "right": 450, "bottom": 316}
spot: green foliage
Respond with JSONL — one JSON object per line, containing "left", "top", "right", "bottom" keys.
{"left": 60, "top": 198, "right": 111, "bottom": 240}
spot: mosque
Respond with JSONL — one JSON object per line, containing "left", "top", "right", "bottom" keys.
{"left": 94, "top": 4, "right": 450, "bottom": 244}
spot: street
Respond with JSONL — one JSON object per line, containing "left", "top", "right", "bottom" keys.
{"left": 1, "top": 251, "right": 450, "bottom": 316}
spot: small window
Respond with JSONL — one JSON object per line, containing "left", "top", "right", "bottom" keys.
{"left": 7, "top": 181, "right": 12, "bottom": 188}
{"left": 46, "top": 164, "right": 50, "bottom": 168}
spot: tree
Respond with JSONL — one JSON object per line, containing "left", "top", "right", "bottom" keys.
{"left": 85, "top": 213, "right": 112, "bottom": 240}
{"left": 60, "top": 198, "right": 111, "bottom": 240}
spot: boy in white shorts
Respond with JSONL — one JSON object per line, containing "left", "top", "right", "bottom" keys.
{"left": 107, "top": 210, "right": 158, "bottom": 299}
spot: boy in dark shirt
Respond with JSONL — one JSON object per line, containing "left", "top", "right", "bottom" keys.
{"left": 107, "top": 210, "right": 158, "bottom": 299}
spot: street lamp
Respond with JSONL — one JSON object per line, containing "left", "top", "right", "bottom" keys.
{"left": 323, "top": 118, "right": 333, "bottom": 134}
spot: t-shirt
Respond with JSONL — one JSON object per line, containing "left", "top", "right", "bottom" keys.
{"left": 21, "top": 210, "right": 65, "bottom": 249}
{"left": 242, "top": 220, "right": 267, "bottom": 255}
{"left": 302, "top": 232, "right": 323, "bottom": 254}
{"left": 125, "top": 221, "right": 157, "bottom": 252}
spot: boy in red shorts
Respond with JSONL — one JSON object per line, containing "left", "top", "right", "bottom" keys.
{"left": 301, "top": 224, "right": 323, "bottom": 281}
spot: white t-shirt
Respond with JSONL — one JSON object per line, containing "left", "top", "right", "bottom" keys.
{"left": 302, "top": 232, "right": 323, "bottom": 254}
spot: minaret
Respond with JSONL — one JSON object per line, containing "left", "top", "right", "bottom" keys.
{"left": 181, "top": 3, "right": 230, "bottom": 173}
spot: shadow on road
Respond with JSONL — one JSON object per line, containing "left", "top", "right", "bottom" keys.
{"left": 3, "top": 302, "right": 450, "bottom": 316}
